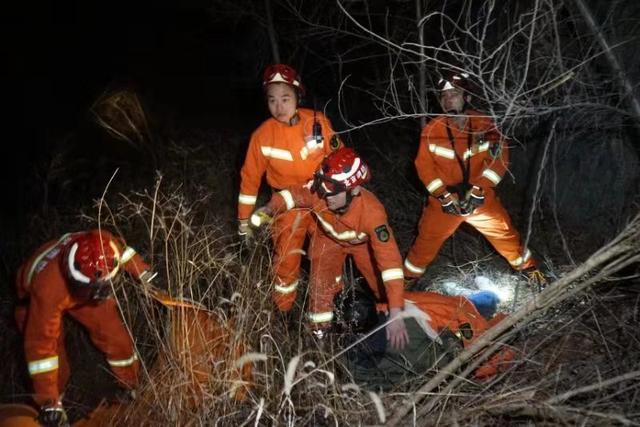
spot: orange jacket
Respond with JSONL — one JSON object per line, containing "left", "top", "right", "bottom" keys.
{"left": 415, "top": 111, "right": 509, "bottom": 197}
{"left": 15, "top": 229, "right": 150, "bottom": 403}
{"left": 268, "top": 187, "right": 404, "bottom": 309}
{"left": 238, "top": 108, "right": 340, "bottom": 219}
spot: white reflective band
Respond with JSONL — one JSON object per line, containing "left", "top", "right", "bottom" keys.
{"left": 381, "top": 268, "right": 404, "bottom": 282}
{"left": 28, "top": 356, "right": 59, "bottom": 375}
{"left": 426, "top": 178, "right": 444, "bottom": 193}
{"left": 463, "top": 141, "right": 490, "bottom": 160}
{"left": 429, "top": 144, "right": 455, "bottom": 159}
{"left": 107, "top": 353, "right": 138, "bottom": 367}
{"left": 268, "top": 72, "right": 301, "bottom": 88}
{"left": 261, "top": 146, "right": 293, "bottom": 161}
{"left": 404, "top": 259, "right": 425, "bottom": 274}
{"left": 279, "top": 190, "right": 295, "bottom": 210}
{"left": 274, "top": 280, "right": 299, "bottom": 294}
{"left": 510, "top": 249, "right": 532, "bottom": 267}
{"left": 307, "top": 311, "right": 334, "bottom": 323}
{"left": 335, "top": 275, "right": 342, "bottom": 284}
{"left": 121, "top": 246, "right": 137, "bottom": 263}
{"left": 329, "top": 157, "right": 360, "bottom": 182}
{"left": 238, "top": 193, "right": 258, "bottom": 205}
{"left": 315, "top": 214, "right": 367, "bottom": 242}
{"left": 482, "top": 169, "right": 502, "bottom": 185}
{"left": 440, "top": 81, "right": 455, "bottom": 91}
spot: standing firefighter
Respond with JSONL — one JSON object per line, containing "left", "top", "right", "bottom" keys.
{"left": 251, "top": 148, "right": 409, "bottom": 349}
{"left": 14, "top": 229, "right": 153, "bottom": 426}
{"left": 237, "top": 63, "right": 341, "bottom": 312}
{"left": 403, "top": 71, "right": 546, "bottom": 287}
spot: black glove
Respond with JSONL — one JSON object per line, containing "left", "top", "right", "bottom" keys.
{"left": 460, "top": 185, "right": 485, "bottom": 215}
{"left": 111, "top": 387, "right": 137, "bottom": 404}
{"left": 437, "top": 192, "right": 461, "bottom": 216}
{"left": 38, "top": 402, "right": 69, "bottom": 427}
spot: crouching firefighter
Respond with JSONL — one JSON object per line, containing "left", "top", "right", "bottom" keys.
{"left": 335, "top": 287, "right": 515, "bottom": 390}
{"left": 14, "top": 229, "right": 155, "bottom": 426}
{"left": 250, "top": 147, "right": 409, "bottom": 350}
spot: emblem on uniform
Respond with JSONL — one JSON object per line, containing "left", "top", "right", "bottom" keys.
{"left": 374, "top": 225, "right": 390, "bottom": 242}
{"left": 329, "top": 135, "right": 342, "bottom": 151}
{"left": 489, "top": 141, "right": 502, "bottom": 159}
{"left": 459, "top": 322, "right": 474, "bottom": 340}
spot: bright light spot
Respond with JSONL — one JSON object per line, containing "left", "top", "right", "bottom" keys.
{"left": 474, "top": 275, "right": 513, "bottom": 303}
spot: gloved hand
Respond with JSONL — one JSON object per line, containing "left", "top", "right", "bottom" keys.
{"left": 461, "top": 185, "right": 485, "bottom": 215}
{"left": 237, "top": 219, "right": 254, "bottom": 243}
{"left": 249, "top": 206, "right": 274, "bottom": 229}
{"left": 436, "top": 191, "right": 462, "bottom": 216}
{"left": 38, "top": 401, "right": 69, "bottom": 427}
{"left": 111, "top": 387, "right": 137, "bottom": 404}
{"left": 522, "top": 267, "right": 548, "bottom": 292}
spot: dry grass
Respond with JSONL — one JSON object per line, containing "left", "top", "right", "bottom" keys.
{"left": 62, "top": 180, "right": 640, "bottom": 426}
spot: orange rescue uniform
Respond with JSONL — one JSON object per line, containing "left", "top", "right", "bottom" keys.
{"left": 14, "top": 229, "right": 149, "bottom": 406}
{"left": 379, "top": 291, "right": 514, "bottom": 378}
{"left": 238, "top": 108, "right": 340, "bottom": 309}
{"left": 404, "top": 111, "right": 535, "bottom": 278}
{"left": 267, "top": 186, "right": 404, "bottom": 327}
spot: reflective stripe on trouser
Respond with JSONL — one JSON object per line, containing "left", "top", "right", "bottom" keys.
{"left": 405, "top": 191, "right": 534, "bottom": 274}
{"left": 271, "top": 209, "right": 314, "bottom": 310}
{"left": 308, "top": 231, "right": 394, "bottom": 329}
{"left": 108, "top": 353, "right": 138, "bottom": 367}
{"left": 272, "top": 279, "right": 299, "bottom": 312}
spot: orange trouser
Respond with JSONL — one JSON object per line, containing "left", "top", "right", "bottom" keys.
{"left": 16, "top": 299, "right": 139, "bottom": 405}
{"left": 271, "top": 208, "right": 314, "bottom": 311}
{"left": 404, "top": 190, "right": 534, "bottom": 278}
{"left": 307, "top": 232, "right": 384, "bottom": 330}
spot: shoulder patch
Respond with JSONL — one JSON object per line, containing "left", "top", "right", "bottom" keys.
{"left": 374, "top": 225, "right": 390, "bottom": 242}
{"left": 329, "top": 135, "right": 342, "bottom": 151}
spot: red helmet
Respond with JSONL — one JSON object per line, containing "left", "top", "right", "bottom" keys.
{"left": 64, "top": 231, "right": 121, "bottom": 299}
{"left": 262, "top": 63, "right": 305, "bottom": 95}
{"left": 437, "top": 71, "right": 471, "bottom": 93}
{"left": 312, "top": 147, "right": 371, "bottom": 197}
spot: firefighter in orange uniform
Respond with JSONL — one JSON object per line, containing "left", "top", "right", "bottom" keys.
{"left": 404, "top": 71, "right": 546, "bottom": 287}
{"left": 251, "top": 148, "right": 409, "bottom": 349}
{"left": 237, "top": 63, "right": 342, "bottom": 312}
{"left": 14, "top": 229, "right": 153, "bottom": 426}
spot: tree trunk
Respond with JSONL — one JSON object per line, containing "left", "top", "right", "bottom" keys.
{"left": 574, "top": 0, "right": 640, "bottom": 126}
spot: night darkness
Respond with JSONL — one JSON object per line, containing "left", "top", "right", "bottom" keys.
{"left": 2, "top": 0, "right": 640, "bottom": 424}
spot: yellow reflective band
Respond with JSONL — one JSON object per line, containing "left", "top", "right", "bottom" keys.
{"left": 274, "top": 280, "right": 299, "bottom": 294}
{"left": 381, "top": 268, "right": 404, "bottom": 282}
{"left": 238, "top": 193, "right": 258, "bottom": 205}
{"left": 261, "top": 146, "right": 293, "bottom": 161}
{"left": 509, "top": 249, "right": 531, "bottom": 267}
{"left": 28, "top": 356, "right": 59, "bottom": 375}
{"left": 307, "top": 311, "right": 334, "bottom": 323}
{"left": 426, "top": 178, "right": 444, "bottom": 193}
{"left": 315, "top": 214, "right": 367, "bottom": 242}
{"left": 429, "top": 144, "right": 455, "bottom": 159}
{"left": 462, "top": 141, "right": 490, "bottom": 160}
{"left": 404, "top": 259, "right": 425, "bottom": 274}
{"left": 279, "top": 190, "right": 296, "bottom": 210}
{"left": 121, "top": 247, "right": 137, "bottom": 263}
{"left": 107, "top": 353, "right": 138, "bottom": 367}
{"left": 482, "top": 169, "right": 502, "bottom": 185}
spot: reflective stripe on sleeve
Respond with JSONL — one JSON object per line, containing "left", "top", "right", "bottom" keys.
{"left": 509, "top": 249, "right": 531, "bottom": 267}
{"left": 279, "top": 190, "right": 295, "bottom": 210}
{"left": 28, "top": 356, "right": 59, "bottom": 375}
{"left": 404, "top": 258, "right": 425, "bottom": 275}
{"left": 381, "top": 268, "right": 404, "bottom": 282}
{"left": 238, "top": 193, "right": 258, "bottom": 205}
{"left": 121, "top": 247, "right": 137, "bottom": 263}
{"left": 426, "top": 178, "right": 444, "bottom": 194}
{"left": 107, "top": 353, "right": 138, "bottom": 368}
{"left": 482, "top": 169, "right": 502, "bottom": 185}
{"left": 307, "top": 311, "right": 334, "bottom": 324}
{"left": 428, "top": 144, "right": 455, "bottom": 159}
{"left": 261, "top": 146, "right": 293, "bottom": 161}
{"left": 274, "top": 280, "right": 299, "bottom": 295}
